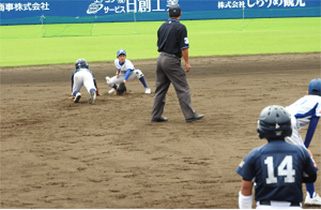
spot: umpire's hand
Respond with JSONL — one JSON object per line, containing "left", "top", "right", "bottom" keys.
{"left": 185, "top": 63, "right": 191, "bottom": 72}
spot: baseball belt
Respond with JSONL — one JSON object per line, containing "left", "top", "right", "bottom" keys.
{"left": 159, "top": 52, "right": 180, "bottom": 59}
{"left": 259, "top": 200, "right": 300, "bottom": 207}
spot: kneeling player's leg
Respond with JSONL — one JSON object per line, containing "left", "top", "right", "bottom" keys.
{"left": 83, "top": 73, "right": 97, "bottom": 94}
{"left": 72, "top": 73, "right": 83, "bottom": 96}
{"left": 72, "top": 73, "right": 84, "bottom": 103}
{"left": 107, "top": 75, "right": 124, "bottom": 90}
{"left": 130, "top": 69, "right": 150, "bottom": 93}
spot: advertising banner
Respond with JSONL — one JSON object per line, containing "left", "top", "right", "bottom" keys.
{"left": 1, "top": 0, "right": 320, "bottom": 25}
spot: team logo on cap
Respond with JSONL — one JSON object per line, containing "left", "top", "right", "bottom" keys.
{"left": 117, "top": 49, "right": 126, "bottom": 56}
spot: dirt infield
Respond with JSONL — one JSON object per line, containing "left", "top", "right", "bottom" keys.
{"left": 1, "top": 53, "right": 320, "bottom": 209}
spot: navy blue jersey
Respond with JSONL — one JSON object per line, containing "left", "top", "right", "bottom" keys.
{"left": 236, "top": 140, "right": 318, "bottom": 202}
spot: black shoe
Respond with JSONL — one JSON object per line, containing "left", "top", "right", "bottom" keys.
{"left": 186, "top": 114, "right": 204, "bottom": 123}
{"left": 151, "top": 117, "right": 168, "bottom": 122}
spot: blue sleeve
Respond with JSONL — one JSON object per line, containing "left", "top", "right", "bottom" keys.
{"left": 303, "top": 146, "right": 319, "bottom": 173}
{"left": 304, "top": 116, "right": 319, "bottom": 148}
{"left": 236, "top": 149, "right": 256, "bottom": 181}
{"left": 124, "top": 69, "right": 133, "bottom": 81}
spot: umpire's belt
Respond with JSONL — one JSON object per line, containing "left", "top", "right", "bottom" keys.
{"left": 159, "top": 52, "right": 180, "bottom": 59}
{"left": 259, "top": 200, "right": 300, "bottom": 207}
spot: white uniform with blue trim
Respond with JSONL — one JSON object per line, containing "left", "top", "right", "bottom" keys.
{"left": 71, "top": 68, "right": 97, "bottom": 95}
{"left": 285, "top": 95, "right": 321, "bottom": 147}
{"left": 106, "top": 59, "right": 144, "bottom": 86}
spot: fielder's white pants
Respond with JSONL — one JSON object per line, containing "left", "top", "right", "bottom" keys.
{"left": 73, "top": 70, "right": 96, "bottom": 95}
{"left": 107, "top": 69, "right": 144, "bottom": 87}
{"left": 256, "top": 201, "right": 302, "bottom": 209}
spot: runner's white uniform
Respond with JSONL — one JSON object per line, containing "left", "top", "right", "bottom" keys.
{"left": 72, "top": 68, "right": 96, "bottom": 95}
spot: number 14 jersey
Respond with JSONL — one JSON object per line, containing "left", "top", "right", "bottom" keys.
{"left": 236, "top": 140, "right": 318, "bottom": 202}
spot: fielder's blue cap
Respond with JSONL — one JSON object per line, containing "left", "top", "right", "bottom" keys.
{"left": 308, "top": 78, "right": 321, "bottom": 96}
{"left": 117, "top": 49, "right": 126, "bottom": 56}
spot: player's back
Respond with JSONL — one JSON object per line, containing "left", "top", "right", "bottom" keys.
{"left": 286, "top": 95, "right": 321, "bottom": 128}
{"left": 251, "top": 140, "right": 307, "bottom": 202}
{"left": 71, "top": 68, "right": 93, "bottom": 80}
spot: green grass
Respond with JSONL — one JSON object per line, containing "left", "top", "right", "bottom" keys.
{"left": 0, "top": 17, "right": 320, "bottom": 67}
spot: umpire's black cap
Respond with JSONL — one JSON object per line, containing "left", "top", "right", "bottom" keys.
{"left": 169, "top": 4, "right": 181, "bottom": 17}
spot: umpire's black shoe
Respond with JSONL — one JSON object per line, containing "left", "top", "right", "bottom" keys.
{"left": 186, "top": 114, "right": 204, "bottom": 123}
{"left": 151, "top": 117, "right": 168, "bottom": 122}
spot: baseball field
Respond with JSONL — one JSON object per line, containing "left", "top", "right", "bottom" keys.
{"left": 0, "top": 17, "right": 321, "bottom": 208}
{"left": 1, "top": 17, "right": 320, "bottom": 67}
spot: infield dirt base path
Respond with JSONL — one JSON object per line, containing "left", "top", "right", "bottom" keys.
{"left": 1, "top": 53, "right": 320, "bottom": 208}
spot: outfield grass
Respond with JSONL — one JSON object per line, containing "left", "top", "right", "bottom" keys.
{"left": 0, "top": 17, "right": 320, "bottom": 67}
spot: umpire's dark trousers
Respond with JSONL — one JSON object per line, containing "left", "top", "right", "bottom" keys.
{"left": 151, "top": 53, "right": 196, "bottom": 120}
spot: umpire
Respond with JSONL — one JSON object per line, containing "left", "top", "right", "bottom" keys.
{"left": 151, "top": 4, "right": 204, "bottom": 123}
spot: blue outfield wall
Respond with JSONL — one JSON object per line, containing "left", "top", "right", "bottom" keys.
{"left": 1, "top": 0, "right": 320, "bottom": 25}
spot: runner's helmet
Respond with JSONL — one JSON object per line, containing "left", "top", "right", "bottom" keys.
{"left": 75, "top": 58, "right": 89, "bottom": 69}
{"left": 257, "top": 105, "right": 292, "bottom": 140}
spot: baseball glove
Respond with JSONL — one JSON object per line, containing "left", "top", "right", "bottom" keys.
{"left": 117, "top": 82, "right": 127, "bottom": 95}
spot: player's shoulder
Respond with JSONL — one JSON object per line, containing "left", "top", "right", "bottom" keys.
{"left": 277, "top": 141, "right": 307, "bottom": 158}
{"left": 174, "top": 21, "right": 186, "bottom": 30}
{"left": 114, "top": 59, "right": 122, "bottom": 68}
{"left": 285, "top": 141, "right": 306, "bottom": 152}
{"left": 287, "top": 94, "right": 320, "bottom": 108}
{"left": 300, "top": 94, "right": 321, "bottom": 101}
{"left": 246, "top": 144, "right": 265, "bottom": 158}
{"left": 177, "top": 20, "right": 187, "bottom": 28}
{"left": 253, "top": 141, "right": 298, "bottom": 153}
{"left": 303, "top": 95, "right": 321, "bottom": 111}
{"left": 159, "top": 21, "right": 169, "bottom": 29}
{"left": 307, "top": 94, "right": 321, "bottom": 102}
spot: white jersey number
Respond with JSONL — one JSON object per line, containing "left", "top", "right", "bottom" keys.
{"left": 264, "top": 155, "right": 296, "bottom": 184}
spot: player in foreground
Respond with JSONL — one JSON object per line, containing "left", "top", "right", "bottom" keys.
{"left": 236, "top": 105, "right": 318, "bottom": 209}
{"left": 70, "top": 58, "right": 101, "bottom": 104}
{"left": 285, "top": 78, "right": 321, "bottom": 206}
{"left": 105, "top": 49, "right": 151, "bottom": 95}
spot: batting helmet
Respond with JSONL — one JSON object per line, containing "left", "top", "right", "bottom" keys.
{"left": 75, "top": 58, "right": 89, "bottom": 69}
{"left": 117, "top": 49, "right": 126, "bottom": 57}
{"left": 308, "top": 78, "right": 321, "bottom": 96}
{"left": 257, "top": 105, "right": 292, "bottom": 140}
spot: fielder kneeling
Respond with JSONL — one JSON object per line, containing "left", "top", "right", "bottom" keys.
{"left": 236, "top": 105, "right": 318, "bottom": 209}
{"left": 106, "top": 49, "right": 151, "bottom": 95}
